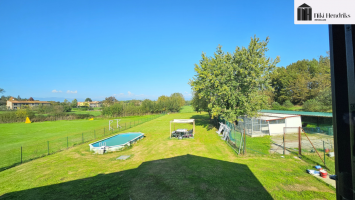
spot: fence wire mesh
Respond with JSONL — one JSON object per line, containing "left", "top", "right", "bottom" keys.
{"left": 213, "top": 116, "right": 271, "bottom": 155}
{"left": 213, "top": 116, "right": 335, "bottom": 167}
{"left": 0, "top": 113, "right": 165, "bottom": 171}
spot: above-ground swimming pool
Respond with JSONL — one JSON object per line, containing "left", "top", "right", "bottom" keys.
{"left": 89, "top": 132, "right": 144, "bottom": 153}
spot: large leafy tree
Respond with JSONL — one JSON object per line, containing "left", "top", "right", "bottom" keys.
{"left": 103, "top": 96, "right": 117, "bottom": 106}
{"left": 270, "top": 54, "right": 331, "bottom": 105}
{"left": 71, "top": 99, "right": 78, "bottom": 108}
{"left": 0, "top": 88, "right": 4, "bottom": 94}
{"left": 85, "top": 98, "right": 92, "bottom": 102}
{"left": 189, "top": 36, "right": 279, "bottom": 120}
{"left": 170, "top": 93, "right": 185, "bottom": 107}
{"left": 191, "top": 91, "right": 209, "bottom": 114}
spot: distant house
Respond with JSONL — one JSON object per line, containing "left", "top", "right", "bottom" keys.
{"left": 77, "top": 101, "right": 101, "bottom": 108}
{"left": 6, "top": 97, "right": 51, "bottom": 110}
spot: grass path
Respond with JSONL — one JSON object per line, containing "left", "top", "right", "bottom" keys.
{"left": 0, "top": 112, "right": 335, "bottom": 199}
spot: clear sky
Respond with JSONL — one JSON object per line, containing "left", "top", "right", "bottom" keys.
{"left": 0, "top": 0, "right": 329, "bottom": 102}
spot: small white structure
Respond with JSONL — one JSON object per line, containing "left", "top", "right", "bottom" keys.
{"left": 109, "top": 119, "right": 121, "bottom": 131}
{"left": 170, "top": 119, "right": 195, "bottom": 138}
{"left": 238, "top": 113, "right": 302, "bottom": 137}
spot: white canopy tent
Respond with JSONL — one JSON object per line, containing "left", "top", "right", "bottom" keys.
{"left": 170, "top": 119, "right": 195, "bottom": 138}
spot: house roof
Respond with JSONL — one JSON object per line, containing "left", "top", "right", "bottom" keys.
{"left": 259, "top": 110, "right": 332, "bottom": 118}
{"left": 8, "top": 101, "right": 50, "bottom": 104}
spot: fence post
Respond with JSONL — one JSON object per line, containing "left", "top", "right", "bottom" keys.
{"left": 21, "top": 146, "right": 22, "bottom": 163}
{"left": 67, "top": 137, "right": 68, "bottom": 148}
{"left": 323, "top": 141, "right": 326, "bottom": 166}
{"left": 283, "top": 128, "right": 285, "bottom": 155}
{"left": 243, "top": 129, "right": 246, "bottom": 155}
{"left": 298, "top": 127, "right": 301, "bottom": 156}
{"left": 47, "top": 141, "right": 49, "bottom": 155}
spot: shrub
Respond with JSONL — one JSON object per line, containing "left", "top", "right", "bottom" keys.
{"left": 270, "top": 101, "right": 292, "bottom": 111}
{"left": 282, "top": 100, "right": 293, "bottom": 108}
{"left": 303, "top": 99, "right": 323, "bottom": 112}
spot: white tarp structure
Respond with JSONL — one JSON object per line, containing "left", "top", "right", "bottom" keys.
{"left": 170, "top": 119, "right": 195, "bottom": 138}
{"left": 237, "top": 113, "right": 302, "bottom": 137}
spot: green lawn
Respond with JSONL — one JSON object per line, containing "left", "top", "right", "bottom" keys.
{"left": 70, "top": 108, "right": 102, "bottom": 116}
{"left": 70, "top": 110, "right": 102, "bottom": 116}
{"left": 179, "top": 105, "right": 194, "bottom": 113}
{"left": 0, "top": 114, "right": 162, "bottom": 169}
{"left": 0, "top": 112, "right": 335, "bottom": 199}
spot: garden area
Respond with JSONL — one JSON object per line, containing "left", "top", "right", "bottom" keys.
{"left": 0, "top": 112, "right": 335, "bottom": 199}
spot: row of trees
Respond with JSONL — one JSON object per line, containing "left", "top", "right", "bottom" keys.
{"left": 190, "top": 36, "right": 332, "bottom": 120}
{"left": 101, "top": 93, "right": 185, "bottom": 116}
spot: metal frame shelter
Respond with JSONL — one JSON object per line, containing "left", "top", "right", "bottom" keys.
{"left": 170, "top": 119, "right": 195, "bottom": 138}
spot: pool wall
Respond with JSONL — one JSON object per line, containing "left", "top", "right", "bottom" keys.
{"left": 89, "top": 132, "right": 144, "bottom": 153}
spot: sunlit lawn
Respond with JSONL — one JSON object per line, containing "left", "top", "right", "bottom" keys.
{"left": 179, "top": 105, "right": 194, "bottom": 113}
{"left": 0, "top": 112, "right": 335, "bottom": 199}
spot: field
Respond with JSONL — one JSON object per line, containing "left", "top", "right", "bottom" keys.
{"left": 0, "top": 114, "right": 161, "bottom": 170}
{"left": 0, "top": 115, "right": 155, "bottom": 150}
{"left": 0, "top": 112, "right": 335, "bottom": 199}
{"left": 179, "top": 105, "right": 194, "bottom": 113}
{"left": 70, "top": 107, "right": 102, "bottom": 116}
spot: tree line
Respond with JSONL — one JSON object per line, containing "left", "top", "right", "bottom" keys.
{"left": 101, "top": 93, "right": 185, "bottom": 116}
{"left": 189, "top": 36, "right": 332, "bottom": 121}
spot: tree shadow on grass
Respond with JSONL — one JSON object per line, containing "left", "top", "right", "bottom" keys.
{"left": 190, "top": 114, "right": 214, "bottom": 131}
{"left": 1, "top": 154, "right": 273, "bottom": 200}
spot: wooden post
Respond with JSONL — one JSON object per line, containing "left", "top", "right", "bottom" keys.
{"left": 283, "top": 127, "right": 285, "bottom": 155}
{"left": 323, "top": 140, "right": 326, "bottom": 167}
{"left": 298, "top": 127, "right": 301, "bottom": 156}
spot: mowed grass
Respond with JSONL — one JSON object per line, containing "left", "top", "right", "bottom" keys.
{"left": 0, "top": 112, "right": 335, "bottom": 199}
{"left": 0, "top": 114, "right": 158, "bottom": 151}
{"left": 70, "top": 108, "right": 102, "bottom": 116}
{"left": 179, "top": 105, "right": 194, "bottom": 113}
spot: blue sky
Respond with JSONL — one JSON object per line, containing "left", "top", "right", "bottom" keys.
{"left": 0, "top": 0, "right": 329, "bottom": 102}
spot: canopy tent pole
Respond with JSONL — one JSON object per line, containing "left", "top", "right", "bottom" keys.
{"left": 193, "top": 120, "right": 195, "bottom": 137}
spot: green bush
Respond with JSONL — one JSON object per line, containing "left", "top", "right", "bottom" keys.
{"left": 270, "top": 102, "right": 291, "bottom": 111}
{"left": 282, "top": 100, "right": 293, "bottom": 108}
{"left": 303, "top": 99, "right": 323, "bottom": 112}
{"left": 272, "top": 102, "right": 281, "bottom": 107}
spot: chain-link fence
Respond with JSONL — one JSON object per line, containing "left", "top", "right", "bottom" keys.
{"left": 0, "top": 113, "right": 165, "bottom": 171}
{"left": 213, "top": 116, "right": 272, "bottom": 155}
{"left": 213, "top": 116, "right": 335, "bottom": 169}
{"left": 270, "top": 127, "right": 335, "bottom": 173}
